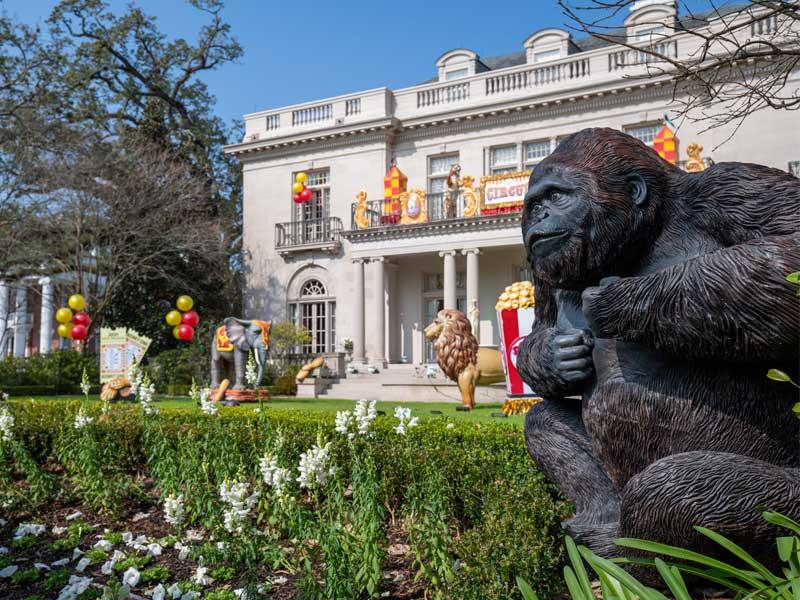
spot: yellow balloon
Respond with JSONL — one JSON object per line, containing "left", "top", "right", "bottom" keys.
{"left": 68, "top": 294, "right": 86, "bottom": 311}
{"left": 176, "top": 295, "right": 194, "bottom": 311}
{"left": 56, "top": 307, "right": 73, "bottom": 324}
{"left": 295, "top": 172, "right": 308, "bottom": 184}
{"left": 165, "top": 310, "right": 182, "bottom": 326}
{"left": 173, "top": 325, "right": 182, "bottom": 339}
{"left": 57, "top": 323, "right": 71, "bottom": 338}
{"left": 292, "top": 182, "right": 304, "bottom": 194}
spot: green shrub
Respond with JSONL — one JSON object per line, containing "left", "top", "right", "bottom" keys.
{"left": 3, "top": 401, "right": 567, "bottom": 598}
{"left": 0, "top": 349, "right": 99, "bottom": 389}
{"left": 166, "top": 383, "right": 191, "bottom": 396}
{"left": 275, "top": 364, "right": 300, "bottom": 396}
{"left": 147, "top": 341, "right": 209, "bottom": 391}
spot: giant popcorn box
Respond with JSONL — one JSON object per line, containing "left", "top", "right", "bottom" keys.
{"left": 496, "top": 281, "right": 538, "bottom": 397}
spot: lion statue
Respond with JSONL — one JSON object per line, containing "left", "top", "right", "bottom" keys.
{"left": 424, "top": 309, "right": 505, "bottom": 409}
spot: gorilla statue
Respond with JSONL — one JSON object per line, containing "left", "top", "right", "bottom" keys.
{"left": 517, "top": 128, "right": 800, "bottom": 566}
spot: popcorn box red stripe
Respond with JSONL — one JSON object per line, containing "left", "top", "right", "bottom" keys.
{"left": 497, "top": 308, "right": 537, "bottom": 397}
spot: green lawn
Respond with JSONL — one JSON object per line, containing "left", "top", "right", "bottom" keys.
{"left": 14, "top": 395, "right": 525, "bottom": 425}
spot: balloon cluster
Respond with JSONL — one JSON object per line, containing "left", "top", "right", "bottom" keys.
{"left": 292, "top": 172, "right": 312, "bottom": 204}
{"left": 165, "top": 295, "right": 199, "bottom": 342}
{"left": 55, "top": 294, "right": 91, "bottom": 341}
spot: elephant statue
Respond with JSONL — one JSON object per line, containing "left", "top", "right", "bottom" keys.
{"left": 210, "top": 318, "right": 270, "bottom": 391}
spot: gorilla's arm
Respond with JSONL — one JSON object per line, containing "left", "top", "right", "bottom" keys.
{"left": 517, "top": 283, "right": 593, "bottom": 397}
{"left": 583, "top": 235, "right": 800, "bottom": 361}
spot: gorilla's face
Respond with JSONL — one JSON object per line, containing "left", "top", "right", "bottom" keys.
{"left": 522, "top": 162, "right": 649, "bottom": 289}
{"left": 522, "top": 165, "right": 592, "bottom": 287}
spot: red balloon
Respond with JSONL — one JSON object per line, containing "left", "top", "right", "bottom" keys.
{"left": 70, "top": 324, "right": 88, "bottom": 340}
{"left": 181, "top": 310, "right": 200, "bottom": 327}
{"left": 292, "top": 193, "right": 303, "bottom": 204}
{"left": 177, "top": 324, "right": 194, "bottom": 341}
{"left": 72, "top": 311, "right": 91, "bottom": 327}
{"left": 299, "top": 188, "right": 312, "bottom": 202}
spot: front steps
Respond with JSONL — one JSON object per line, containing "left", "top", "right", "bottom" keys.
{"left": 313, "top": 363, "right": 507, "bottom": 403}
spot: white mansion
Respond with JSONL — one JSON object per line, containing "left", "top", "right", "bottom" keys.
{"left": 227, "top": 1, "right": 800, "bottom": 369}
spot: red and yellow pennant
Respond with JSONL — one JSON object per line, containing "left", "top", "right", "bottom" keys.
{"left": 382, "top": 165, "right": 407, "bottom": 224}
{"left": 652, "top": 125, "right": 678, "bottom": 164}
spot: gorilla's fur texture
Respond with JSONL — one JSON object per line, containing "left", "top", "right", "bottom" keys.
{"left": 517, "top": 128, "right": 800, "bottom": 572}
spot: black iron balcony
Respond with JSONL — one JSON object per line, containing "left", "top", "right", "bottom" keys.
{"left": 275, "top": 217, "right": 343, "bottom": 256}
{"left": 349, "top": 192, "right": 486, "bottom": 230}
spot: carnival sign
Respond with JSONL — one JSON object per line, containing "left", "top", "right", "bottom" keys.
{"left": 479, "top": 171, "right": 531, "bottom": 215}
{"left": 100, "top": 327, "right": 152, "bottom": 383}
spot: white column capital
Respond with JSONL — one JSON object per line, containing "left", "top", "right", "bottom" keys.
{"left": 351, "top": 257, "right": 370, "bottom": 264}
{"left": 439, "top": 250, "right": 457, "bottom": 258}
{"left": 461, "top": 248, "right": 481, "bottom": 256}
{"left": 371, "top": 256, "right": 385, "bottom": 263}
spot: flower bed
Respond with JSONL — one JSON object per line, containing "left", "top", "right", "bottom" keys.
{"left": 0, "top": 400, "right": 568, "bottom": 599}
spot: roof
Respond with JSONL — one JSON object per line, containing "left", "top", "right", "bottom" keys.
{"left": 418, "top": 1, "right": 750, "bottom": 84}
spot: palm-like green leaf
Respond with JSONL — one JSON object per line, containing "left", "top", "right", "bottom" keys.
{"left": 695, "top": 526, "right": 779, "bottom": 583}
{"left": 655, "top": 558, "right": 692, "bottom": 600}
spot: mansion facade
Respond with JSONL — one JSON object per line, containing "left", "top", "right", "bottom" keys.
{"left": 226, "top": 1, "right": 800, "bottom": 367}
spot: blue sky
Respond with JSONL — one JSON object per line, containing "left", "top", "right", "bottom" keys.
{"left": 4, "top": 0, "right": 717, "bottom": 128}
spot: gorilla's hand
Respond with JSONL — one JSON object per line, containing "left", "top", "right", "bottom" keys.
{"left": 582, "top": 276, "right": 622, "bottom": 336}
{"left": 550, "top": 328, "right": 594, "bottom": 385}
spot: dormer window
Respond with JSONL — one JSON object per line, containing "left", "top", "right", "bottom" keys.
{"left": 444, "top": 68, "right": 469, "bottom": 81}
{"left": 625, "top": 0, "right": 676, "bottom": 42}
{"left": 524, "top": 29, "right": 575, "bottom": 65}
{"left": 635, "top": 25, "right": 666, "bottom": 43}
{"left": 435, "top": 49, "right": 487, "bottom": 82}
{"left": 534, "top": 49, "right": 561, "bottom": 63}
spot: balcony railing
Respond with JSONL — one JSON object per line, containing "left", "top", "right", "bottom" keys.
{"left": 275, "top": 217, "right": 343, "bottom": 253}
{"left": 349, "top": 193, "right": 517, "bottom": 230}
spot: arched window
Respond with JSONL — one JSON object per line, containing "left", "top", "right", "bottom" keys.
{"left": 301, "top": 279, "right": 326, "bottom": 296}
{"left": 289, "top": 278, "right": 335, "bottom": 354}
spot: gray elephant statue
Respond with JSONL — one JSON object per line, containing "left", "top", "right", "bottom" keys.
{"left": 210, "top": 317, "right": 270, "bottom": 390}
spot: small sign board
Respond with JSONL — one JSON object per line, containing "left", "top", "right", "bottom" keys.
{"left": 479, "top": 171, "right": 531, "bottom": 215}
{"left": 100, "top": 327, "right": 152, "bottom": 383}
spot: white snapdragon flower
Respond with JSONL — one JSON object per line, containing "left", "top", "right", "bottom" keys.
{"left": 219, "top": 479, "right": 259, "bottom": 533}
{"left": 245, "top": 352, "right": 258, "bottom": 388}
{"left": 354, "top": 399, "right": 377, "bottom": 435}
{"left": 297, "top": 440, "right": 335, "bottom": 490}
{"left": 74, "top": 408, "right": 93, "bottom": 430}
{"left": 122, "top": 566, "right": 140, "bottom": 587}
{"left": 14, "top": 523, "right": 46, "bottom": 538}
{"left": 80, "top": 367, "right": 91, "bottom": 399}
{"left": 0, "top": 405, "right": 14, "bottom": 442}
{"left": 259, "top": 452, "right": 291, "bottom": 497}
{"left": 393, "top": 406, "right": 419, "bottom": 435}
{"left": 199, "top": 389, "right": 216, "bottom": 415}
{"left": 174, "top": 540, "right": 190, "bottom": 561}
{"left": 131, "top": 364, "right": 158, "bottom": 415}
{"left": 334, "top": 410, "right": 354, "bottom": 439}
{"left": 163, "top": 494, "right": 185, "bottom": 527}
{"left": 446, "top": 422, "right": 455, "bottom": 430}
{"left": 57, "top": 575, "right": 93, "bottom": 600}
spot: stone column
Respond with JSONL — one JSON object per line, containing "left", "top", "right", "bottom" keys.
{"left": 463, "top": 248, "right": 480, "bottom": 310}
{"left": 352, "top": 258, "right": 367, "bottom": 363}
{"left": 0, "top": 281, "right": 8, "bottom": 356}
{"left": 13, "top": 284, "right": 27, "bottom": 357}
{"left": 440, "top": 250, "right": 457, "bottom": 310}
{"left": 372, "top": 257, "right": 386, "bottom": 367}
{"left": 39, "top": 277, "right": 54, "bottom": 354}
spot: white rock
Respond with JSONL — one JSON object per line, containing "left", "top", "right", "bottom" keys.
{"left": 14, "top": 522, "right": 46, "bottom": 538}
{"left": 132, "top": 512, "right": 151, "bottom": 522}
{"left": 57, "top": 575, "right": 93, "bottom": 600}
{"left": 51, "top": 558, "right": 70, "bottom": 567}
{"left": 271, "top": 575, "right": 288, "bottom": 585}
{"left": 151, "top": 583, "right": 166, "bottom": 600}
{"left": 167, "top": 582, "right": 182, "bottom": 599}
{"left": 147, "top": 542, "right": 163, "bottom": 556}
{"left": 0, "top": 518, "right": 6, "bottom": 526}
{"left": 0, "top": 547, "right": 7, "bottom": 554}
{"left": 122, "top": 566, "right": 140, "bottom": 587}
{"left": 93, "top": 539, "right": 113, "bottom": 551}
{"left": 72, "top": 548, "right": 85, "bottom": 560}
{"left": 66, "top": 511, "right": 83, "bottom": 521}
{"left": 75, "top": 557, "right": 91, "bottom": 572}
{"left": 52, "top": 525, "right": 67, "bottom": 535}
{"left": 34, "top": 562, "right": 50, "bottom": 571}
{"left": 0, "top": 565, "right": 18, "bottom": 577}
